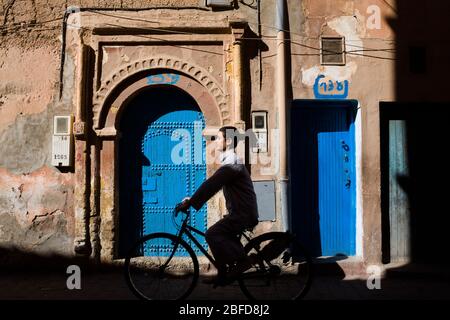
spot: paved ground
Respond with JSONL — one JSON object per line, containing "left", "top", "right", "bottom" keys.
{"left": 0, "top": 268, "right": 449, "bottom": 300}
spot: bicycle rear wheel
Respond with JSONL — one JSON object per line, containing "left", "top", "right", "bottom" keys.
{"left": 124, "top": 232, "right": 199, "bottom": 300}
{"left": 238, "top": 232, "right": 312, "bottom": 300}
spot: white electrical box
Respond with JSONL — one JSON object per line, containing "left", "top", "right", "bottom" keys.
{"left": 252, "top": 111, "right": 268, "bottom": 153}
{"left": 51, "top": 115, "right": 74, "bottom": 167}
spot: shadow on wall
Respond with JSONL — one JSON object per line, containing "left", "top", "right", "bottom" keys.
{"left": 381, "top": 0, "right": 450, "bottom": 271}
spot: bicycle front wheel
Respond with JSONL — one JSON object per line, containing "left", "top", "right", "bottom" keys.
{"left": 124, "top": 232, "right": 199, "bottom": 300}
{"left": 238, "top": 232, "right": 312, "bottom": 300}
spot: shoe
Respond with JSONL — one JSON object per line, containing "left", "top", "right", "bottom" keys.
{"left": 227, "top": 257, "right": 253, "bottom": 280}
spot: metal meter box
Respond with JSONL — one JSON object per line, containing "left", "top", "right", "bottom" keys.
{"left": 252, "top": 111, "right": 268, "bottom": 153}
{"left": 205, "top": 0, "right": 234, "bottom": 8}
{"left": 51, "top": 115, "right": 74, "bottom": 167}
{"left": 253, "top": 180, "right": 276, "bottom": 221}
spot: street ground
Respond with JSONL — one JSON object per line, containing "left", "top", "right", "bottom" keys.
{"left": 0, "top": 267, "right": 448, "bottom": 300}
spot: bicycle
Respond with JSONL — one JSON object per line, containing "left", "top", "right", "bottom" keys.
{"left": 124, "top": 205, "right": 312, "bottom": 300}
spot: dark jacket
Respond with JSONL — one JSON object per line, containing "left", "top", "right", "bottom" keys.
{"left": 189, "top": 163, "right": 259, "bottom": 228}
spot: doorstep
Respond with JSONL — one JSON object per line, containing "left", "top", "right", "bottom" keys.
{"left": 313, "top": 256, "right": 369, "bottom": 279}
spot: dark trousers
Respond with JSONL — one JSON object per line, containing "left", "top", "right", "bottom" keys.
{"left": 205, "top": 215, "right": 250, "bottom": 272}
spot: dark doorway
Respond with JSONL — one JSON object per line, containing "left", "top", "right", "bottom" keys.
{"left": 380, "top": 103, "right": 450, "bottom": 264}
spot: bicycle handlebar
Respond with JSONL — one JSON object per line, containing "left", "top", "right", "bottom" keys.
{"left": 174, "top": 202, "right": 190, "bottom": 217}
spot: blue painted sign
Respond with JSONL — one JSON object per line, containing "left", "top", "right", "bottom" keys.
{"left": 313, "top": 74, "right": 349, "bottom": 99}
{"left": 147, "top": 73, "right": 180, "bottom": 85}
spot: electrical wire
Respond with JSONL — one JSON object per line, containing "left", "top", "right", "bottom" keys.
{"left": 345, "top": 41, "right": 396, "bottom": 52}
{"left": 381, "top": 0, "right": 398, "bottom": 14}
{"left": 92, "top": 23, "right": 225, "bottom": 56}
{"left": 246, "top": 20, "right": 398, "bottom": 54}
{"left": 0, "top": 26, "right": 60, "bottom": 34}
{"left": 85, "top": 9, "right": 163, "bottom": 25}
{"left": 2, "top": 7, "right": 397, "bottom": 58}
{"left": 0, "top": 21, "right": 396, "bottom": 60}
{"left": 1, "top": 3, "right": 398, "bottom": 94}
{"left": 239, "top": 0, "right": 258, "bottom": 10}
{"left": 0, "top": 16, "right": 63, "bottom": 32}
{"left": 65, "top": 19, "right": 393, "bottom": 60}
{"left": 2, "top": 24, "right": 396, "bottom": 62}
{"left": 83, "top": 11, "right": 397, "bottom": 59}
{"left": 86, "top": 9, "right": 397, "bottom": 58}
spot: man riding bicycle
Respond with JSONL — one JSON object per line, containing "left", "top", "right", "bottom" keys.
{"left": 176, "top": 126, "right": 259, "bottom": 285}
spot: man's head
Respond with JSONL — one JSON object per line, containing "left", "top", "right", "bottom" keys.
{"left": 216, "top": 126, "right": 238, "bottom": 152}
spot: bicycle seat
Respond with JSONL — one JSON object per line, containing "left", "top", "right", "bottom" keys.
{"left": 237, "top": 228, "right": 254, "bottom": 237}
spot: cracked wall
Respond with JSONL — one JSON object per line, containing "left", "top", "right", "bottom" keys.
{"left": 1, "top": 0, "right": 392, "bottom": 263}
{"left": 0, "top": 0, "right": 276, "bottom": 261}
{"left": 0, "top": 166, "right": 74, "bottom": 255}
{"left": 0, "top": 1, "right": 78, "bottom": 259}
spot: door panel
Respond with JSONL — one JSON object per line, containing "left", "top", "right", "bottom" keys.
{"left": 118, "top": 85, "right": 207, "bottom": 258}
{"left": 142, "top": 111, "right": 207, "bottom": 256}
{"left": 291, "top": 101, "right": 357, "bottom": 257}
{"left": 380, "top": 103, "right": 450, "bottom": 264}
{"left": 388, "top": 120, "right": 410, "bottom": 262}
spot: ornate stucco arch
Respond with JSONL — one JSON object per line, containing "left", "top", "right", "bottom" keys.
{"left": 86, "top": 56, "right": 229, "bottom": 260}
{"left": 92, "top": 55, "right": 231, "bottom": 134}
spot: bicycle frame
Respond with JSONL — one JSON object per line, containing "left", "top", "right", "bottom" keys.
{"left": 126, "top": 208, "right": 312, "bottom": 300}
{"left": 175, "top": 210, "right": 217, "bottom": 268}
{"left": 173, "top": 209, "right": 253, "bottom": 271}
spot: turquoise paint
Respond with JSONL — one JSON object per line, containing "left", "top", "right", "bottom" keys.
{"left": 141, "top": 111, "right": 207, "bottom": 256}
{"left": 118, "top": 87, "right": 207, "bottom": 257}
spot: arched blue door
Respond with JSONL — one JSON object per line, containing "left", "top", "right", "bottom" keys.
{"left": 118, "top": 86, "right": 207, "bottom": 257}
{"left": 141, "top": 110, "right": 207, "bottom": 255}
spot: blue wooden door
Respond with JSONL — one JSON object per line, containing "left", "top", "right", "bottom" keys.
{"left": 381, "top": 114, "right": 411, "bottom": 263}
{"left": 291, "top": 100, "right": 356, "bottom": 257}
{"left": 387, "top": 120, "right": 410, "bottom": 262}
{"left": 141, "top": 110, "right": 207, "bottom": 256}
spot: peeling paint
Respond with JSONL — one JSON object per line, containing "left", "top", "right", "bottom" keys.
{"left": 327, "top": 15, "right": 364, "bottom": 53}
{"left": 0, "top": 210, "right": 71, "bottom": 255}
{"left": 120, "top": 53, "right": 130, "bottom": 63}
{"left": 0, "top": 47, "right": 59, "bottom": 130}
{"left": 0, "top": 166, "right": 74, "bottom": 255}
{"left": 225, "top": 60, "right": 233, "bottom": 81}
{"left": 102, "top": 48, "right": 109, "bottom": 65}
{"left": 302, "top": 61, "right": 358, "bottom": 87}
{"left": 0, "top": 166, "right": 73, "bottom": 227}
